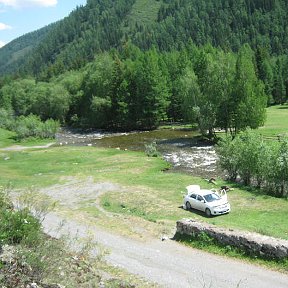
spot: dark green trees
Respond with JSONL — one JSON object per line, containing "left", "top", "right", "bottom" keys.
{"left": 228, "top": 44, "right": 267, "bottom": 137}
{"left": 0, "top": 43, "right": 270, "bottom": 135}
{"left": 179, "top": 44, "right": 267, "bottom": 139}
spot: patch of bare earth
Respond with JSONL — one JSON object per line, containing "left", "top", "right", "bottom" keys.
{"left": 0, "top": 143, "right": 55, "bottom": 151}
{"left": 38, "top": 176, "right": 171, "bottom": 240}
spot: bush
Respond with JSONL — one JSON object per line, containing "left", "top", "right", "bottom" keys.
{"left": 0, "top": 109, "right": 59, "bottom": 140}
{"left": 14, "top": 114, "right": 59, "bottom": 140}
{"left": 0, "top": 187, "right": 41, "bottom": 246}
{"left": 0, "top": 108, "right": 15, "bottom": 130}
{"left": 216, "top": 131, "right": 288, "bottom": 197}
{"left": 145, "top": 141, "right": 161, "bottom": 157}
{"left": 0, "top": 209, "right": 41, "bottom": 245}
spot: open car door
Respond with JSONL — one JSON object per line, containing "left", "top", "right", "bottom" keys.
{"left": 218, "top": 189, "right": 228, "bottom": 202}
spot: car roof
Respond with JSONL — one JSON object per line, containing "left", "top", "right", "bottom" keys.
{"left": 192, "top": 189, "right": 213, "bottom": 196}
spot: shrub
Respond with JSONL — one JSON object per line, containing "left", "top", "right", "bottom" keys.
{"left": 216, "top": 131, "right": 288, "bottom": 197}
{"left": 0, "top": 108, "right": 15, "bottom": 130}
{"left": 145, "top": 141, "right": 161, "bottom": 157}
{"left": 0, "top": 208, "right": 41, "bottom": 245}
{"left": 14, "top": 114, "right": 59, "bottom": 140}
{"left": 0, "top": 109, "right": 59, "bottom": 140}
{"left": 0, "top": 187, "right": 41, "bottom": 246}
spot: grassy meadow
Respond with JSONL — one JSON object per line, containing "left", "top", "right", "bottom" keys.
{"left": 0, "top": 104, "right": 287, "bottom": 272}
{"left": 259, "top": 104, "right": 288, "bottom": 137}
{"left": 0, "top": 142, "right": 287, "bottom": 241}
{"left": 0, "top": 128, "right": 15, "bottom": 148}
{"left": 0, "top": 127, "right": 54, "bottom": 148}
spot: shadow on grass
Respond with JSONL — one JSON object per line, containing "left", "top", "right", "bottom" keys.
{"left": 221, "top": 179, "right": 273, "bottom": 198}
{"left": 277, "top": 105, "right": 288, "bottom": 110}
{"left": 178, "top": 205, "right": 228, "bottom": 219}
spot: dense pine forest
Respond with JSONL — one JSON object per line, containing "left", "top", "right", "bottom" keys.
{"left": 0, "top": 0, "right": 288, "bottom": 135}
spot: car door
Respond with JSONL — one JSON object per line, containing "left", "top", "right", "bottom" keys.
{"left": 195, "top": 194, "right": 206, "bottom": 212}
{"left": 188, "top": 193, "right": 197, "bottom": 209}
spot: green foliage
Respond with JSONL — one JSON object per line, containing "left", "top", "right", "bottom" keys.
{"left": 229, "top": 45, "right": 267, "bottom": 136}
{"left": 14, "top": 114, "right": 59, "bottom": 140}
{"left": 217, "top": 130, "right": 288, "bottom": 197}
{"left": 0, "top": 187, "right": 41, "bottom": 246}
{"left": 0, "top": 24, "right": 55, "bottom": 75}
{"left": 0, "top": 108, "right": 15, "bottom": 130}
{"left": 0, "top": 208, "right": 41, "bottom": 245}
{"left": 1, "top": 0, "right": 288, "bottom": 81}
{"left": 0, "top": 110, "right": 59, "bottom": 140}
{"left": 145, "top": 141, "right": 160, "bottom": 157}
{"left": 0, "top": 43, "right": 270, "bottom": 135}
{"left": 30, "top": 83, "right": 70, "bottom": 122}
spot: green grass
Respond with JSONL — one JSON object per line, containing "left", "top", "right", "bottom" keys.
{"left": 122, "top": 0, "right": 162, "bottom": 35}
{"left": 129, "top": 0, "right": 162, "bottom": 25}
{"left": 1, "top": 145, "right": 287, "bottom": 241}
{"left": 0, "top": 128, "right": 16, "bottom": 148}
{"left": 259, "top": 104, "right": 288, "bottom": 137}
{"left": 0, "top": 127, "right": 54, "bottom": 149}
{"left": 1, "top": 104, "right": 288, "bottom": 271}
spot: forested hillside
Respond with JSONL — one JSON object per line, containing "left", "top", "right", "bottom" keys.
{"left": 1, "top": 0, "right": 288, "bottom": 77}
{"left": 0, "top": 24, "right": 55, "bottom": 76}
{"left": 146, "top": 0, "right": 288, "bottom": 53}
{"left": 0, "top": 0, "right": 287, "bottom": 135}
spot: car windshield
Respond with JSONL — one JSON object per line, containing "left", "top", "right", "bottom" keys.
{"left": 204, "top": 193, "right": 221, "bottom": 202}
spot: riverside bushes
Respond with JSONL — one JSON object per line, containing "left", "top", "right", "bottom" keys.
{"left": 0, "top": 109, "right": 59, "bottom": 140}
{"left": 217, "top": 130, "right": 288, "bottom": 198}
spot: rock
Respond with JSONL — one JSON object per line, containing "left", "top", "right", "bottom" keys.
{"left": 176, "top": 219, "right": 288, "bottom": 259}
{"left": 26, "top": 283, "right": 38, "bottom": 288}
{"left": 0, "top": 245, "right": 16, "bottom": 264}
{"left": 161, "top": 236, "right": 168, "bottom": 241}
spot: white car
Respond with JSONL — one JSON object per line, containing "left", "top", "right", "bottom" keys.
{"left": 183, "top": 185, "right": 230, "bottom": 217}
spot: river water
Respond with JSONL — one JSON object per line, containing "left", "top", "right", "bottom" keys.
{"left": 56, "top": 128, "right": 220, "bottom": 178}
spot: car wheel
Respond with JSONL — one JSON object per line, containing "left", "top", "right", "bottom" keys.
{"left": 205, "top": 208, "right": 211, "bottom": 217}
{"left": 186, "top": 201, "right": 192, "bottom": 210}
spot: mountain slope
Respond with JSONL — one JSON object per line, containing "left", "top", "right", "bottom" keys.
{"left": 0, "top": 0, "right": 288, "bottom": 77}
{"left": 0, "top": 24, "right": 55, "bottom": 75}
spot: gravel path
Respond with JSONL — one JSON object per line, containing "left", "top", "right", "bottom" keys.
{"left": 13, "top": 174, "right": 287, "bottom": 288}
{"left": 0, "top": 143, "right": 54, "bottom": 151}
{"left": 42, "top": 212, "right": 288, "bottom": 288}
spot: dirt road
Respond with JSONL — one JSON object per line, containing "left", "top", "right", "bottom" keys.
{"left": 42, "top": 212, "right": 288, "bottom": 288}
{"left": 0, "top": 143, "right": 54, "bottom": 151}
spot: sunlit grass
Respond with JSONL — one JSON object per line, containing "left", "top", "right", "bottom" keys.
{"left": 1, "top": 145, "right": 287, "bottom": 240}
{"left": 0, "top": 128, "right": 16, "bottom": 148}
{"left": 127, "top": 0, "right": 162, "bottom": 26}
{"left": 0, "top": 127, "right": 54, "bottom": 149}
{"left": 259, "top": 104, "right": 288, "bottom": 137}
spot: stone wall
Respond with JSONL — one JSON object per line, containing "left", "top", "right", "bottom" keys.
{"left": 176, "top": 219, "right": 288, "bottom": 259}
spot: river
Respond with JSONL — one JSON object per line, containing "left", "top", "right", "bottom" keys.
{"left": 56, "top": 128, "right": 220, "bottom": 178}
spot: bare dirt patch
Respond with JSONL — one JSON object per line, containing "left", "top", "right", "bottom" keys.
{"left": 0, "top": 143, "right": 55, "bottom": 151}
{"left": 40, "top": 176, "right": 121, "bottom": 212}
{"left": 37, "top": 176, "right": 170, "bottom": 240}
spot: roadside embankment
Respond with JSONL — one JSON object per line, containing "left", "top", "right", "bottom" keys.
{"left": 176, "top": 219, "right": 288, "bottom": 259}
